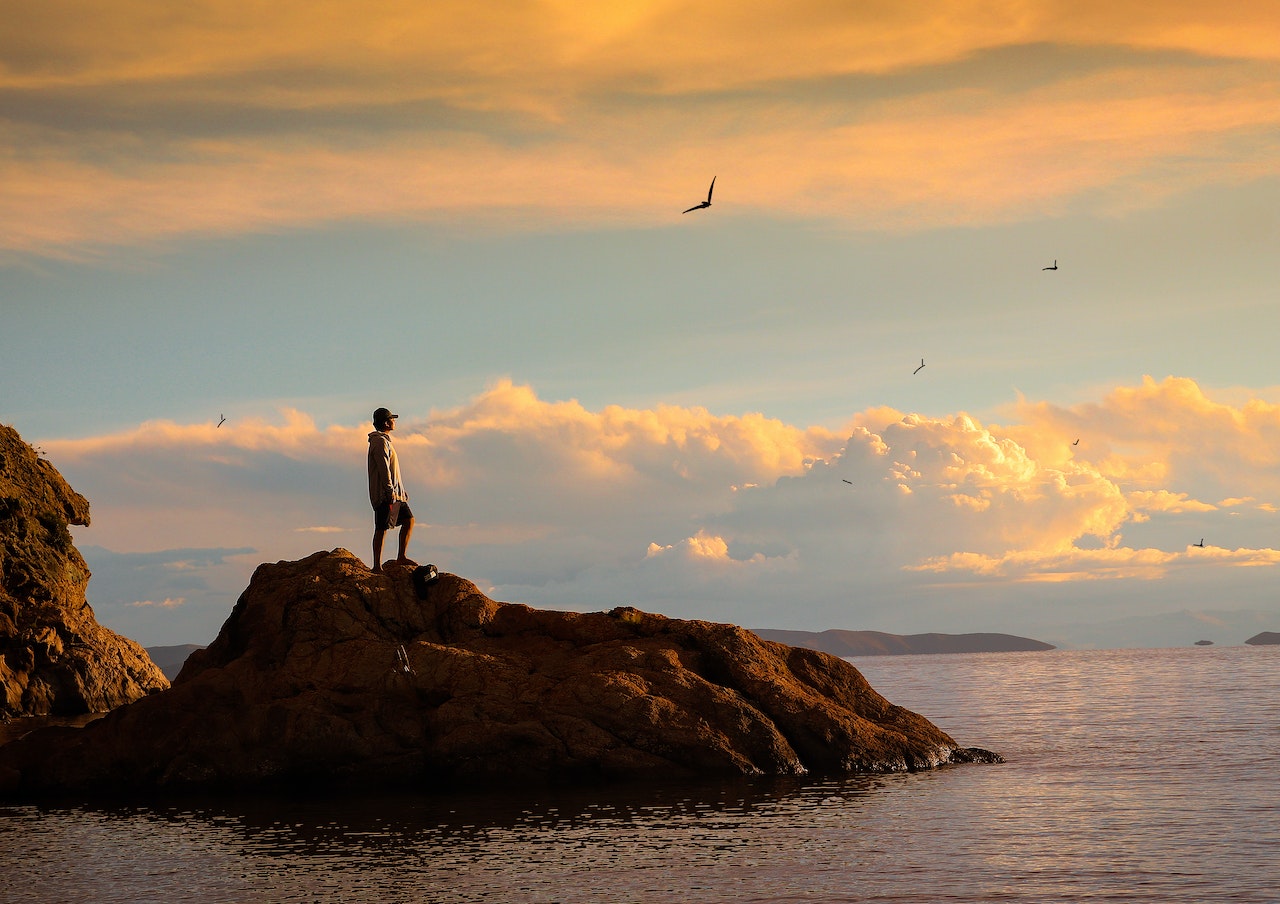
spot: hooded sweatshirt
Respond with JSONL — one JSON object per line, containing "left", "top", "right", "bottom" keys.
{"left": 368, "top": 430, "right": 407, "bottom": 507}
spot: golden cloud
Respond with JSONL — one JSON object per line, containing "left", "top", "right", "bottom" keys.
{"left": 8, "top": 2, "right": 1280, "bottom": 92}
{"left": 871, "top": 411, "right": 1131, "bottom": 557}
{"left": 42, "top": 380, "right": 844, "bottom": 510}
{"left": 1011, "top": 376, "right": 1280, "bottom": 497}
{"left": 1126, "top": 490, "right": 1217, "bottom": 514}
{"left": 30, "top": 376, "right": 1280, "bottom": 591}
{"left": 5, "top": 4, "right": 1280, "bottom": 250}
{"left": 421, "top": 379, "right": 844, "bottom": 487}
{"left": 42, "top": 408, "right": 356, "bottom": 458}
{"left": 911, "top": 543, "right": 1280, "bottom": 582}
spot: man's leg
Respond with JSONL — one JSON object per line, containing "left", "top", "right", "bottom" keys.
{"left": 372, "top": 528, "right": 387, "bottom": 572}
{"left": 396, "top": 517, "right": 415, "bottom": 563}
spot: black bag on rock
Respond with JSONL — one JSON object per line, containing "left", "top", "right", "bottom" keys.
{"left": 412, "top": 564, "right": 439, "bottom": 599}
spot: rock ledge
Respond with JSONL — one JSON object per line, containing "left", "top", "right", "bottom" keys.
{"left": 0, "top": 549, "right": 999, "bottom": 796}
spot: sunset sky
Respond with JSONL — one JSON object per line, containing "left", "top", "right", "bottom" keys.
{"left": 4, "top": 2, "right": 1280, "bottom": 649}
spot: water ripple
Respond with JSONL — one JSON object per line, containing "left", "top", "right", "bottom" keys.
{"left": 2, "top": 645, "right": 1277, "bottom": 903}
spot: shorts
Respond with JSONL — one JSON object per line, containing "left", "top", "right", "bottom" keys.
{"left": 374, "top": 500, "right": 414, "bottom": 531}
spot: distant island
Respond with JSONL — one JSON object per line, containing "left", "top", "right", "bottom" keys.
{"left": 753, "top": 628, "right": 1055, "bottom": 657}
{"left": 1245, "top": 632, "right": 1280, "bottom": 646}
{"left": 145, "top": 644, "right": 206, "bottom": 680}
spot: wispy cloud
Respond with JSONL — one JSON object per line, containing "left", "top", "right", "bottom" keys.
{"left": 130, "top": 597, "right": 186, "bottom": 609}
{"left": 78, "top": 545, "right": 256, "bottom": 645}
{"left": 910, "top": 543, "right": 1280, "bottom": 582}
{"left": 4, "top": 3, "right": 1280, "bottom": 251}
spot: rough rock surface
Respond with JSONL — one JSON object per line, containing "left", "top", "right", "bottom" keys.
{"left": 0, "top": 549, "right": 1000, "bottom": 796}
{"left": 0, "top": 425, "right": 168, "bottom": 718}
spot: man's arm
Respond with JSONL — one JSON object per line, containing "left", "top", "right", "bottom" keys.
{"left": 370, "top": 435, "right": 395, "bottom": 505}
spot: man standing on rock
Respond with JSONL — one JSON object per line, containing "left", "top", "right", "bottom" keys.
{"left": 368, "top": 407, "right": 414, "bottom": 572}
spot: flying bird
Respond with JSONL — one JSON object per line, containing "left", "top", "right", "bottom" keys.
{"left": 913, "top": 358, "right": 925, "bottom": 374}
{"left": 683, "top": 176, "right": 715, "bottom": 214}
{"left": 1043, "top": 260, "right": 1058, "bottom": 270}
{"left": 842, "top": 479, "right": 853, "bottom": 485}
{"left": 217, "top": 414, "right": 226, "bottom": 428}
{"left": 1073, "top": 438, "right": 1080, "bottom": 446}
{"left": 1194, "top": 539, "right": 1205, "bottom": 548}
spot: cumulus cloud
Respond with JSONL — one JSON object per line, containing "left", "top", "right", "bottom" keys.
{"left": 51, "top": 381, "right": 845, "bottom": 629}
{"left": 646, "top": 530, "right": 796, "bottom": 568}
{"left": 1008, "top": 375, "right": 1280, "bottom": 498}
{"left": 42, "top": 377, "right": 1280, "bottom": 646}
{"left": 633, "top": 407, "right": 1138, "bottom": 603}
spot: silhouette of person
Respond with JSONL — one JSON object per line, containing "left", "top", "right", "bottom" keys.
{"left": 368, "top": 407, "right": 414, "bottom": 572}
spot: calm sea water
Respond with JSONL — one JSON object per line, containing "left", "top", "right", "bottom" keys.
{"left": 3, "top": 645, "right": 1277, "bottom": 903}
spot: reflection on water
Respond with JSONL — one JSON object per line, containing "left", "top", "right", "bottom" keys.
{"left": 3, "top": 646, "right": 1278, "bottom": 903}
{"left": 4, "top": 774, "right": 909, "bottom": 903}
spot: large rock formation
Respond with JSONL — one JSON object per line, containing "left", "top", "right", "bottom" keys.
{"left": 0, "top": 549, "right": 999, "bottom": 796}
{"left": 0, "top": 425, "right": 168, "bottom": 718}
{"left": 755, "top": 628, "right": 1055, "bottom": 656}
{"left": 1245, "top": 632, "right": 1280, "bottom": 646}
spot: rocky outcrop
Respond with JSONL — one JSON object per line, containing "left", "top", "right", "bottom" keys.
{"left": 755, "top": 628, "right": 1055, "bottom": 656}
{"left": 0, "top": 549, "right": 999, "bottom": 796}
{"left": 0, "top": 425, "right": 168, "bottom": 718}
{"left": 1245, "top": 632, "right": 1280, "bottom": 646}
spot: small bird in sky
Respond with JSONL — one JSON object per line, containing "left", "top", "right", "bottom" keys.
{"left": 913, "top": 358, "right": 925, "bottom": 374}
{"left": 842, "top": 479, "right": 853, "bottom": 485}
{"left": 1073, "top": 438, "right": 1080, "bottom": 446}
{"left": 1043, "top": 260, "right": 1058, "bottom": 270}
{"left": 1194, "top": 539, "right": 1205, "bottom": 548}
{"left": 217, "top": 414, "right": 226, "bottom": 428}
{"left": 683, "top": 176, "right": 715, "bottom": 214}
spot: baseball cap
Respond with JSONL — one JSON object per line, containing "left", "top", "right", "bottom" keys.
{"left": 373, "top": 407, "right": 398, "bottom": 424}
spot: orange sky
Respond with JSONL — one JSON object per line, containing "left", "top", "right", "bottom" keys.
{"left": 5, "top": 2, "right": 1280, "bottom": 250}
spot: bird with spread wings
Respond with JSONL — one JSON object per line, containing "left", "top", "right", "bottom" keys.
{"left": 683, "top": 176, "right": 716, "bottom": 214}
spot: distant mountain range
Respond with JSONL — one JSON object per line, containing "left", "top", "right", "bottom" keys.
{"left": 752, "top": 629, "right": 1054, "bottom": 657}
